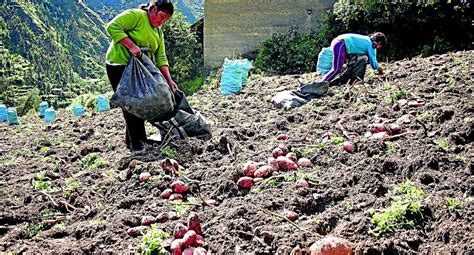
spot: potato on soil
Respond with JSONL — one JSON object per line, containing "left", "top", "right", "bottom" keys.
{"left": 140, "top": 216, "right": 155, "bottom": 226}
{"left": 139, "top": 172, "right": 151, "bottom": 182}
{"left": 182, "top": 230, "right": 197, "bottom": 248}
{"left": 237, "top": 176, "right": 255, "bottom": 189}
{"left": 242, "top": 161, "right": 258, "bottom": 177}
{"left": 254, "top": 165, "right": 274, "bottom": 178}
{"left": 155, "top": 212, "right": 170, "bottom": 223}
{"left": 171, "top": 181, "right": 188, "bottom": 193}
{"left": 297, "top": 158, "right": 312, "bottom": 167}
{"left": 171, "top": 239, "right": 184, "bottom": 255}
{"left": 174, "top": 223, "right": 188, "bottom": 239}
{"left": 277, "top": 134, "right": 289, "bottom": 140}
{"left": 127, "top": 226, "right": 148, "bottom": 237}
{"left": 169, "top": 193, "right": 184, "bottom": 201}
{"left": 161, "top": 189, "right": 173, "bottom": 199}
{"left": 268, "top": 157, "right": 280, "bottom": 171}
{"left": 283, "top": 210, "right": 299, "bottom": 221}
{"left": 276, "top": 156, "right": 298, "bottom": 171}
{"left": 309, "top": 236, "right": 353, "bottom": 255}
{"left": 272, "top": 147, "right": 284, "bottom": 158}
{"left": 342, "top": 141, "right": 353, "bottom": 152}
{"left": 295, "top": 179, "right": 309, "bottom": 189}
{"left": 187, "top": 212, "right": 202, "bottom": 235}
{"left": 278, "top": 143, "right": 289, "bottom": 155}
{"left": 194, "top": 234, "right": 205, "bottom": 247}
{"left": 286, "top": 152, "right": 298, "bottom": 163}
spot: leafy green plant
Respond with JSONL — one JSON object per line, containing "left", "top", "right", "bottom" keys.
{"left": 385, "top": 142, "right": 398, "bottom": 156}
{"left": 330, "top": 136, "right": 344, "bottom": 146}
{"left": 139, "top": 224, "right": 169, "bottom": 255}
{"left": 442, "top": 196, "right": 462, "bottom": 214}
{"left": 435, "top": 138, "right": 449, "bottom": 151}
{"left": 171, "top": 197, "right": 198, "bottom": 217}
{"left": 33, "top": 171, "right": 51, "bottom": 191}
{"left": 160, "top": 147, "right": 178, "bottom": 158}
{"left": 369, "top": 181, "right": 424, "bottom": 236}
{"left": 80, "top": 153, "right": 108, "bottom": 169}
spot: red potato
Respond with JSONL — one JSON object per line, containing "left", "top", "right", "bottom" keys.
{"left": 194, "top": 248, "right": 207, "bottom": 255}
{"left": 187, "top": 212, "right": 202, "bottom": 235}
{"left": 169, "top": 193, "right": 184, "bottom": 201}
{"left": 283, "top": 210, "right": 299, "bottom": 221}
{"left": 277, "top": 134, "right": 289, "bottom": 140}
{"left": 161, "top": 189, "right": 173, "bottom": 199}
{"left": 174, "top": 223, "right": 188, "bottom": 239}
{"left": 276, "top": 156, "right": 298, "bottom": 171}
{"left": 182, "top": 230, "right": 197, "bottom": 248}
{"left": 183, "top": 248, "right": 195, "bottom": 255}
{"left": 342, "top": 141, "right": 353, "bottom": 152}
{"left": 171, "top": 181, "right": 188, "bottom": 193}
{"left": 268, "top": 157, "right": 280, "bottom": 171}
{"left": 296, "top": 179, "right": 309, "bottom": 189}
{"left": 297, "top": 158, "right": 312, "bottom": 167}
{"left": 388, "top": 123, "right": 402, "bottom": 134}
{"left": 141, "top": 216, "right": 155, "bottom": 226}
{"left": 155, "top": 212, "right": 170, "bottom": 223}
{"left": 286, "top": 152, "right": 298, "bottom": 163}
{"left": 194, "top": 234, "right": 205, "bottom": 247}
{"left": 171, "top": 239, "right": 184, "bottom": 255}
{"left": 254, "top": 165, "right": 274, "bottom": 178}
{"left": 160, "top": 158, "right": 179, "bottom": 176}
{"left": 237, "top": 176, "right": 255, "bottom": 189}
{"left": 278, "top": 144, "right": 289, "bottom": 155}
{"left": 242, "top": 161, "right": 258, "bottom": 177}
{"left": 139, "top": 172, "right": 151, "bottom": 182}
{"left": 127, "top": 226, "right": 148, "bottom": 237}
{"left": 309, "top": 236, "right": 353, "bottom": 255}
{"left": 272, "top": 147, "right": 284, "bottom": 159}
{"left": 370, "top": 123, "right": 387, "bottom": 134}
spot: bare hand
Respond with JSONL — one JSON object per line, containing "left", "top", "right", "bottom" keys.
{"left": 168, "top": 80, "right": 178, "bottom": 91}
{"left": 129, "top": 44, "right": 142, "bottom": 57}
{"left": 377, "top": 67, "right": 384, "bottom": 75}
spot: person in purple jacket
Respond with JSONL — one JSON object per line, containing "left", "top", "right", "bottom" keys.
{"left": 323, "top": 32, "right": 386, "bottom": 86}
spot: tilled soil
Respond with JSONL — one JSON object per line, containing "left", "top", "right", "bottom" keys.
{"left": 1, "top": 51, "right": 473, "bottom": 254}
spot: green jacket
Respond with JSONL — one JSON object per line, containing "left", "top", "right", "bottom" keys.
{"left": 105, "top": 9, "right": 168, "bottom": 67}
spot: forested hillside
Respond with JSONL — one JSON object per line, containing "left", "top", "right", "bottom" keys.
{"left": 0, "top": 0, "right": 109, "bottom": 107}
{"left": 84, "top": 0, "right": 204, "bottom": 23}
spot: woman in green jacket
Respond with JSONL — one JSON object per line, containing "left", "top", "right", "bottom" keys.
{"left": 105, "top": 0, "right": 176, "bottom": 153}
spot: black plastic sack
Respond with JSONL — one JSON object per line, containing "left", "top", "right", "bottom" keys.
{"left": 152, "top": 90, "right": 212, "bottom": 141}
{"left": 111, "top": 55, "right": 175, "bottom": 120}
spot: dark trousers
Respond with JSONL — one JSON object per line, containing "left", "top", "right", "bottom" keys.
{"left": 330, "top": 54, "right": 368, "bottom": 86}
{"left": 106, "top": 64, "right": 147, "bottom": 150}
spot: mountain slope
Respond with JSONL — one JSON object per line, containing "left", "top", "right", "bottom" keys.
{"left": 83, "top": 0, "right": 203, "bottom": 23}
{"left": 0, "top": 0, "right": 109, "bottom": 102}
{"left": 0, "top": 51, "right": 472, "bottom": 253}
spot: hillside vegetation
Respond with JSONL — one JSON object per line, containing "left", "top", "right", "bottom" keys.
{"left": 0, "top": 51, "right": 472, "bottom": 254}
{"left": 0, "top": 0, "right": 109, "bottom": 107}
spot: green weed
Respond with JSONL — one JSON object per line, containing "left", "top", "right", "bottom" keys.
{"left": 160, "top": 147, "right": 178, "bottom": 158}
{"left": 369, "top": 181, "right": 424, "bottom": 236}
{"left": 171, "top": 197, "right": 197, "bottom": 217}
{"left": 442, "top": 196, "right": 462, "bottom": 214}
{"left": 435, "top": 138, "right": 449, "bottom": 151}
{"left": 330, "top": 136, "right": 344, "bottom": 146}
{"left": 139, "top": 224, "right": 169, "bottom": 255}
{"left": 385, "top": 142, "right": 398, "bottom": 156}
{"left": 80, "top": 153, "right": 108, "bottom": 169}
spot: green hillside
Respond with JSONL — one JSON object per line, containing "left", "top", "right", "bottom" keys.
{"left": 0, "top": 0, "right": 109, "bottom": 107}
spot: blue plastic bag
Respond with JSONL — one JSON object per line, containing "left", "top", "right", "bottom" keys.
{"left": 0, "top": 104, "right": 7, "bottom": 122}
{"left": 39, "top": 101, "right": 49, "bottom": 117}
{"left": 97, "top": 95, "right": 110, "bottom": 112}
{"left": 7, "top": 107, "right": 19, "bottom": 125}
{"left": 316, "top": 47, "right": 333, "bottom": 75}
{"left": 220, "top": 58, "right": 244, "bottom": 96}
{"left": 73, "top": 104, "right": 85, "bottom": 117}
{"left": 44, "top": 107, "right": 56, "bottom": 124}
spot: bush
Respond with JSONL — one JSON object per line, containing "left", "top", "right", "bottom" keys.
{"left": 255, "top": 1, "right": 472, "bottom": 74}
{"left": 163, "top": 12, "right": 204, "bottom": 95}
